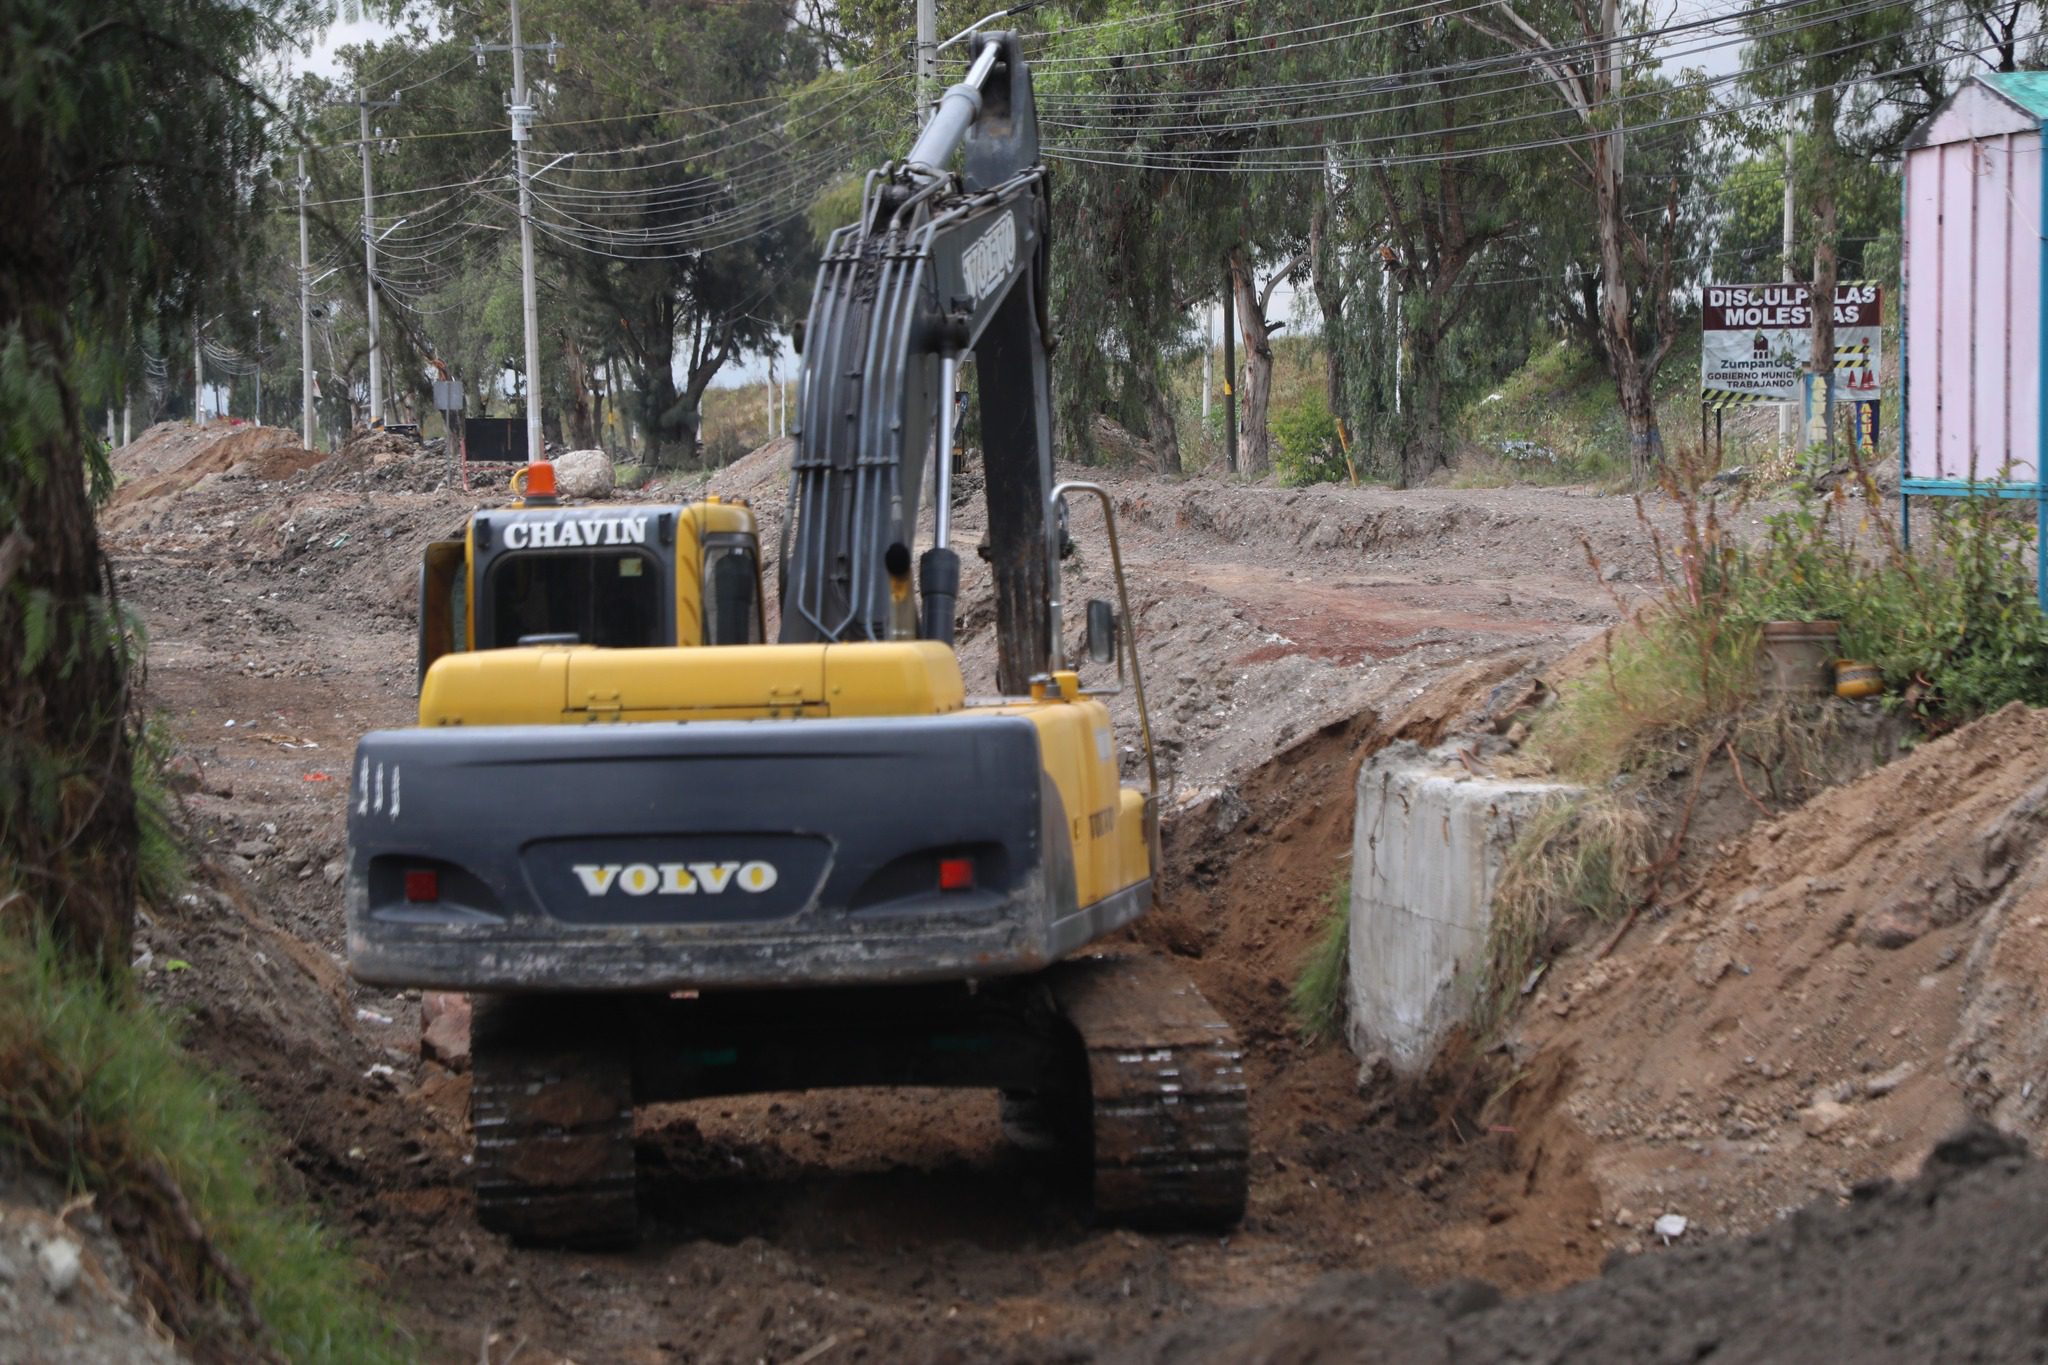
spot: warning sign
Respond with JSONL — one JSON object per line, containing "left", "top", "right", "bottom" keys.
{"left": 1701, "top": 283, "right": 1883, "bottom": 404}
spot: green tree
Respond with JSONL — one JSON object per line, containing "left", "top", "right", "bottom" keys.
{"left": 1348, "top": 14, "right": 1548, "bottom": 486}
{"left": 1457, "top": 0, "right": 1713, "bottom": 486}
{"left": 1033, "top": 0, "right": 1323, "bottom": 475}
{"left": 2, "top": 0, "right": 307, "bottom": 960}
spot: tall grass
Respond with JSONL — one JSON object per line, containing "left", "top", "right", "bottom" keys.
{"left": 1535, "top": 448, "right": 2048, "bottom": 786}
{"left": 1473, "top": 796, "right": 1655, "bottom": 1038}
{"left": 0, "top": 926, "right": 411, "bottom": 1362}
{"left": 1290, "top": 867, "right": 1352, "bottom": 1044}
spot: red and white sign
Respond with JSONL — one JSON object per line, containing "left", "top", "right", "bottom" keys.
{"left": 1702, "top": 283, "right": 1883, "bottom": 403}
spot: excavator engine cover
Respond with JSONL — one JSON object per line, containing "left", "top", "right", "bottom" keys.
{"left": 346, "top": 711, "right": 1141, "bottom": 991}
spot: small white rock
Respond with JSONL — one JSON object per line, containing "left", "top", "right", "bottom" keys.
{"left": 1653, "top": 1213, "right": 1689, "bottom": 1240}
{"left": 36, "top": 1236, "right": 82, "bottom": 1299}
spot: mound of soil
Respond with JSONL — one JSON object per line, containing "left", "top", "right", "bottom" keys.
{"left": 109, "top": 423, "right": 325, "bottom": 517}
{"left": 1501, "top": 701, "right": 2048, "bottom": 1250}
{"left": 300, "top": 427, "right": 453, "bottom": 495}
{"left": 1108, "top": 1124, "right": 2048, "bottom": 1365}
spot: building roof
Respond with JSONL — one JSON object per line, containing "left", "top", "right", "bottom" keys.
{"left": 1980, "top": 71, "right": 2048, "bottom": 121}
{"left": 1904, "top": 72, "right": 2048, "bottom": 150}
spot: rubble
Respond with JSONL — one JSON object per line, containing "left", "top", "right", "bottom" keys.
{"left": 553, "top": 448, "right": 615, "bottom": 498}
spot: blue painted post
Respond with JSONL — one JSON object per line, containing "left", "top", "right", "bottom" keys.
{"left": 2038, "top": 495, "right": 2047, "bottom": 611}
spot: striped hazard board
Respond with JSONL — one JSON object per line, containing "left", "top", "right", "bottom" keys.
{"left": 1700, "top": 388, "right": 1773, "bottom": 410}
{"left": 1834, "top": 342, "right": 1872, "bottom": 368}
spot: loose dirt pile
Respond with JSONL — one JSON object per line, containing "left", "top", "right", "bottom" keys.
{"left": 108, "top": 421, "right": 327, "bottom": 519}
{"left": 1108, "top": 1124, "right": 2048, "bottom": 1365}
{"left": 1498, "top": 700, "right": 2048, "bottom": 1252}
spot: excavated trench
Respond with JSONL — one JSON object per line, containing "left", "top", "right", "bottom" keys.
{"left": 103, "top": 422, "right": 1945, "bottom": 1364}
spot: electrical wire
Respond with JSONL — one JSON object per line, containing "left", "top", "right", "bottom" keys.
{"left": 1031, "top": 0, "right": 1894, "bottom": 129}
{"left": 1038, "top": 12, "right": 1989, "bottom": 172}
{"left": 1031, "top": 0, "right": 1922, "bottom": 139}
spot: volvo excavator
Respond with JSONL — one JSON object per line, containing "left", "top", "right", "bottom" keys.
{"left": 345, "top": 30, "right": 1249, "bottom": 1246}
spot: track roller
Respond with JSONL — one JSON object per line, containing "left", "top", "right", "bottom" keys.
{"left": 469, "top": 994, "right": 638, "bottom": 1247}
{"left": 1046, "top": 953, "right": 1250, "bottom": 1230}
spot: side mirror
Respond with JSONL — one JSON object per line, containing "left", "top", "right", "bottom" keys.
{"left": 1084, "top": 598, "right": 1118, "bottom": 666}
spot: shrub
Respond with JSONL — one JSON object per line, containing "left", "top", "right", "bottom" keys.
{"left": 1271, "top": 389, "right": 1349, "bottom": 487}
{"left": 1733, "top": 495, "right": 2048, "bottom": 723}
{"left": 1535, "top": 452, "right": 2048, "bottom": 783}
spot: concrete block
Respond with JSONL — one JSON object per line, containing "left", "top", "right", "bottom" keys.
{"left": 1347, "top": 740, "right": 1580, "bottom": 1073}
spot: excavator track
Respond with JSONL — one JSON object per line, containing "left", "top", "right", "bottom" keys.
{"left": 469, "top": 995, "right": 638, "bottom": 1247}
{"left": 1046, "top": 953, "right": 1249, "bottom": 1230}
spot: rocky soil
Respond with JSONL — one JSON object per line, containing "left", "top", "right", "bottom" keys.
{"left": 0, "top": 1157, "right": 183, "bottom": 1365}
{"left": 1110, "top": 1124, "right": 2048, "bottom": 1365}
{"left": 76, "top": 419, "right": 2048, "bottom": 1364}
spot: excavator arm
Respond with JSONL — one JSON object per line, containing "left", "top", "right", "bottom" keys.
{"left": 781, "top": 33, "right": 1057, "bottom": 695}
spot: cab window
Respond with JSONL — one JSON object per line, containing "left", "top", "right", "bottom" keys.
{"left": 702, "top": 542, "right": 762, "bottom": 645}
{"left": 484, "top": 549, "right": 667, "bottom": 648}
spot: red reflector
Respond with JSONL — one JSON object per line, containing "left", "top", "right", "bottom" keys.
{"left": 938, "top": 857, "right": 975, "bottom": 892}
{"left": 404, "top": 870, "right": 440, "bottom": 903}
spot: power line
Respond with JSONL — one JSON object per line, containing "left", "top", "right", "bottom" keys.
{"left": 1032, "top": 0, "right": 1922, "bottom": 142}
{"left": 1032, "top": 0, "right": 1885, "bottom": 126}
{"left": 1038, "top": 11, "right": 1986, "bottom": 172}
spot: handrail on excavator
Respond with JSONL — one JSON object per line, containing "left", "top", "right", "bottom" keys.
{"left": 1048, "top": 480, "right": 1159, "bottom": 804}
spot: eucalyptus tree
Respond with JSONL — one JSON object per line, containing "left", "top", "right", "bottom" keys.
{"left": 1032, "top": 0, "right": 1324, "bottom": 475}
{"left": 1453, "top": 0, "right": 1714, "bottom": 485}
{"left": 1, "top": 0, "right": 312, "bottom": 957}
{"left": 1331, "top": 11, "right": 1563, "bottom": 487}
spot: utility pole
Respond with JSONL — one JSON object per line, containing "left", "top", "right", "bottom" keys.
{"left": 916, "top": 0, "right": 937, "bottom": 126}
{"left": 1202, "top": 303, "right": 1213, "bottom": 421}
{"left": 193, "top": 316, "right": 205, "bottom": 427}
{"left": 121, "top": 398, "right": 130, "bottom": 447}
{"left": 251, "top": 308, "right": 264, "bottom": 425}
{"left": 354, "top": 90, "right": 400, "bottom": 429}
{"left": 478, "top": 7, "right": 561, "bottom": 464}
{"left": 1780, "top": 128, "right": 1795, "bottom": 456}
{"left": 1222, "top": 269, "right": 1238, "bottom": 474}
{"left": 1392, "top": 274, "right": 1403, "bottom": 417}
{"left": 300, "top": 151, "right": 317, "bottom": 450}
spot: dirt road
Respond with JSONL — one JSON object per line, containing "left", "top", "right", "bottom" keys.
{"left": 105, "top": 424, "right": 1688, "bottom": 1362}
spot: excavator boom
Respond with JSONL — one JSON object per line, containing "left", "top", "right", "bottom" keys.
{"left": 781, "top": 33, "right": 1056, "bottom": 694}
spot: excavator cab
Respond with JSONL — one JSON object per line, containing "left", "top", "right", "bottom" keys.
{"left": 415, "top": 464, "right": 764, "bottom": 685}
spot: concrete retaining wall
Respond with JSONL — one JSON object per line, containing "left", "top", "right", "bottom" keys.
{"left": 1348, "top": 741, "right": 1580, "bottom": 1073}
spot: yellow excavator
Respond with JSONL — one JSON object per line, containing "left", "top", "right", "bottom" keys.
{"left": 346, "top": 30, "right": 1247, "bottom": 1245}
